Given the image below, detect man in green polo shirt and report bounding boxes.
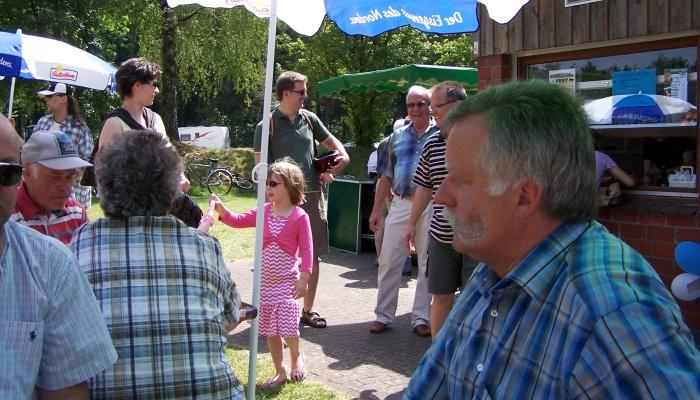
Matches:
[254,71,350,328]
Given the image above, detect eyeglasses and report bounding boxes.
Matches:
[290,89,307,96]
[0,162,23,187]
[267,180,282,188]
[406,101,428,109]
[430,99,459,113]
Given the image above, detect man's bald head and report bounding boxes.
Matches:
[0,115,23,228]
[0,115,23,154]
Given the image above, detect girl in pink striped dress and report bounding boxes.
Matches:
[211,159,313,389]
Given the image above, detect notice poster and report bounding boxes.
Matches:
[549,68,576,96]
[664,68,688,102]
[612,68,656,95]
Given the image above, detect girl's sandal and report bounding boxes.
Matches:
[301,310,327,328]
[260,375,287,390]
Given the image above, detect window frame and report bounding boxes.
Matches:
[518,37,699,197]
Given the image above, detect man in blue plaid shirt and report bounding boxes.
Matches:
[405,80,700,399]
[34,82,94,208]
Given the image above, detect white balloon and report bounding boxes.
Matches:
[671,273,700,302]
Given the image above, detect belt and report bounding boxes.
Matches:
[391,190,413,200]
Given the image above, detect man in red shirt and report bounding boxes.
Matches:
[10,130,91,244]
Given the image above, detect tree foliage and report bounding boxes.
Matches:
[2,2,475,147]
[277,22,475,146]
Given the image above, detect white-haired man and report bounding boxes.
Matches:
[368,85,437,337]
[11,130,91,244]
[404,81,478,339]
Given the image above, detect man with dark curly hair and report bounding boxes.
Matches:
[70,130,245,399]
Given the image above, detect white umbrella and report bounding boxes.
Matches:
[584,93,696,125]
[0,29,117,117]
[167,1,531,398]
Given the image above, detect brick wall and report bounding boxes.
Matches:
[597,208,700,333]
[477,54,512,91]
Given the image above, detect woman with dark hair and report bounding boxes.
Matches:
[33,82,94,208]
[94,57,200,226]
[98,57,166,147]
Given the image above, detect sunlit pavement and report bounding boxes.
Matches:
[227,249,431,400]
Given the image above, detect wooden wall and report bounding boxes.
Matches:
[477,0,700,57]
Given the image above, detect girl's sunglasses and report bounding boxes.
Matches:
[266,180,282,188]
[0,162,23,187]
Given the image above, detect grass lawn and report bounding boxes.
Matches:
[226,346,346,399]
[87,187,258,261]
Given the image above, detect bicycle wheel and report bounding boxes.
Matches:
[234,174,253,190]
[206,168,233,196]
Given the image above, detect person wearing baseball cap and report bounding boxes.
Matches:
[33,82,95,209]
[9,130,91,244]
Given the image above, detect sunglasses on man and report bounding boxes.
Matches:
[0,162,23,187]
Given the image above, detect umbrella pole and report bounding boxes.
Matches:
[7,77,16,118]
[247,0,277,398]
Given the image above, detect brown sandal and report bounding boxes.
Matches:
[300,309,327,328]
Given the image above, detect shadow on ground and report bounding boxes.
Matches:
[226,249,430,399]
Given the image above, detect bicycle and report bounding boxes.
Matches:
[231,171,253,190]
[184,157,234,196]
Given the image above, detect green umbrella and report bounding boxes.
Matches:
[319,64,477,96]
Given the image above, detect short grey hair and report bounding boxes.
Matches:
[444,80,597,222]
[431,81,467,103]
[406,85,431,101]
[96,130,182,218]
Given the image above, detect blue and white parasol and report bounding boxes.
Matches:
[0,29,117,117]
[584,93,696,125]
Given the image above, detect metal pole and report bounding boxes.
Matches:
[247,0,277,398]
[8,77,16,118]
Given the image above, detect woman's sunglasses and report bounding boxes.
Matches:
[266,180,282,188]
[0,162,23,187]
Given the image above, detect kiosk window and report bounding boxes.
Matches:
[522,41,698,195]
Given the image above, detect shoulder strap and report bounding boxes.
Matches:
[300,110,318,157]
[299,109,315,136]
[143,107,156,130]
[269,112,275,138]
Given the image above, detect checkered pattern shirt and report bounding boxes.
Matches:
[70,216,244,399]
[0,221,117,398]
[405,221,700,399]
[413,132,452,243]
[377,121,438,197]
[33,114,94,207]
[10,182,88,245]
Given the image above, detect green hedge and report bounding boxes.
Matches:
[176,143,375,181]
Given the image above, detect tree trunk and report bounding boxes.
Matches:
[160,7,179,142]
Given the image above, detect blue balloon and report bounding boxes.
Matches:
[675,241,700,275]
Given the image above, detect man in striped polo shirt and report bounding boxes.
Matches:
[11,130,91,245]
[404,81,478,339]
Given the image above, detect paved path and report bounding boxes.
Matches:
[227,250,431,400]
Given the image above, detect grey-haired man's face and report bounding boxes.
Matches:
[23,164,80,212]
[430,88,461,130]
